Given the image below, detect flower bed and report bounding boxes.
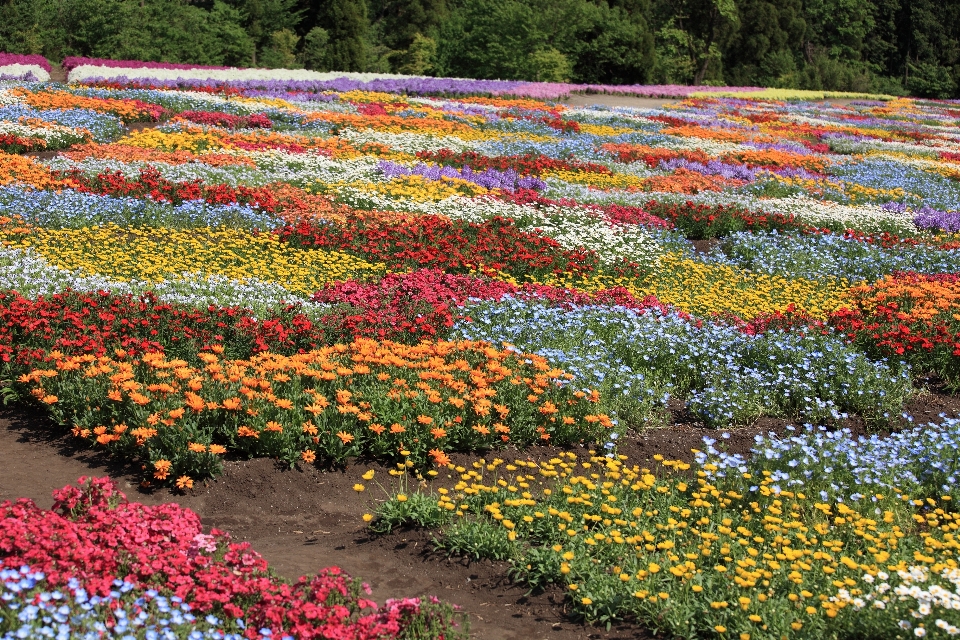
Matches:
[1,67,960,639]
[0,476,467,639]
[0,52,51,82]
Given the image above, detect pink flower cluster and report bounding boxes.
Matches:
[312,268,671,341]
[0,52,51,72]
[0,476,465,639]
[62,57,230,72]
[175,110,273,129]
[0,52,51,73]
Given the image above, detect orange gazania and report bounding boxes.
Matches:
[429,449,451,466]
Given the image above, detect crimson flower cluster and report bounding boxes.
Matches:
[57,167,281,211]
[0,133,47,153]
[312,269,671,342]
[174,110,273,129]
[277,214,602,278]
[0,290,325,369]
[0,476,465,639]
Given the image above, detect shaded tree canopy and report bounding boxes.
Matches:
[1,0,958,96]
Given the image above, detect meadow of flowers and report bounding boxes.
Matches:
[2,56,960,638]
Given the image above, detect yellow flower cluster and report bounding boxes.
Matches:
[325,174,492,201]
[2,223,387,294]
[542,169,646,190]
[120,128,228,153]
[380,450,959,638]
[526,254,850,319]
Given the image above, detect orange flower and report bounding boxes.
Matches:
[237,426,259,438]
[153,459,172,480]
[184,392,206,412]
[274,398,293,410]
[539,401,559,415]
[128,392,151,406]
[417,415,434,425]
[430,449,451,466]
[430,427,447,439]
[305,402,328,414]
[494,423,510,434]
[264,421,284,432]
[41,394,58,404]
[301,450,316,463]
[302,422,319,435]
[188,442,207,453]
[389,423,406,434]
[337,431,355,444]
[168,407,185,420]
[472,425,491,436]
[369,423,386,435]
[221,397,242,410]
[209,444,227,455]
[175,476,194,490]
[130,427,157,445]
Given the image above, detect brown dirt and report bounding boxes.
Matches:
[49,66,67,83]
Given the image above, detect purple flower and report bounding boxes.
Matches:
[378,160,546,192]
[913,207,960,233]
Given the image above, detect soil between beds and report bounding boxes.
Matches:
[2,386,959,639]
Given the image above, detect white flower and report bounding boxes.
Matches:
[0,63,50,82]
[915,627,926,637]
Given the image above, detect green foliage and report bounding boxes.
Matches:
[907,61,958,99]
[260,28,302,69]
[528,48,572,83]
[1,0,959,96]
[300,27,330,71]
[395,33,437,76]
[314,0,370,72]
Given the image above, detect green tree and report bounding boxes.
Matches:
[260,28,302,68]
[301,26,330,70]
[528,47,573,82]
[224,0,300,66]
[369,0,449,57]
[396,32,438,75]
[567,4,655,84]
[314,0,371,72]
[723,0,804,87]
[437,0,543,80]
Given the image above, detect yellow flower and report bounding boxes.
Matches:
[353,484,365,492]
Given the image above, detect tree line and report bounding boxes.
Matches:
[1,0,958,98]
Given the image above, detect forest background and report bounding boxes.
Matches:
[0,0,957,98]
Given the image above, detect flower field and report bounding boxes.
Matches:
[2,57,960,638]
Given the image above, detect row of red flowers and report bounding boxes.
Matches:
[1,476,467,639]
[0,271,671,371]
